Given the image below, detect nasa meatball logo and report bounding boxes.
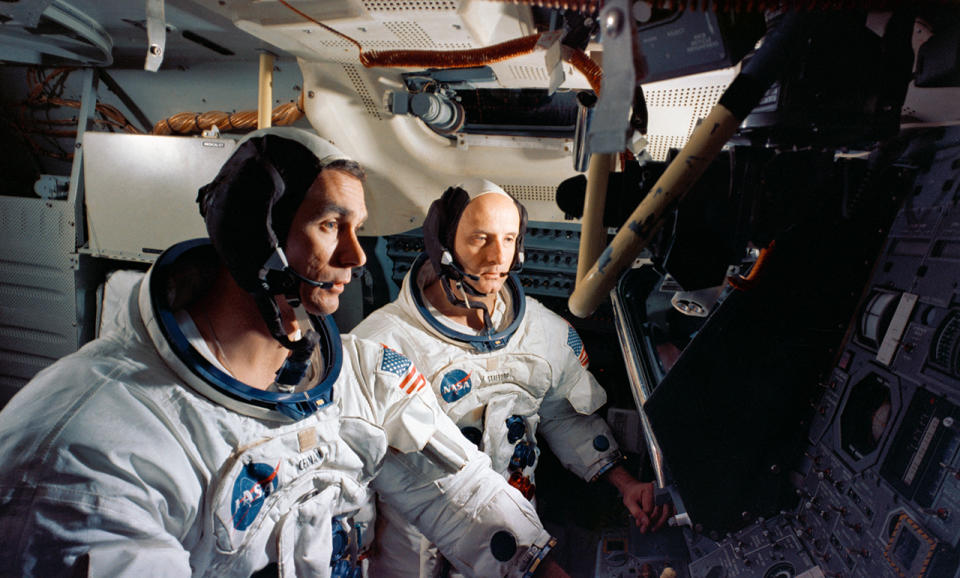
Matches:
[440,369,473,403]
[231,462,280,531]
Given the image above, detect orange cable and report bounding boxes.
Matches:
[727,241,776,291]
[275,0,604,94]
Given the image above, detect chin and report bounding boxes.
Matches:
[316,296,339,316]
[489,277,509,290]
[302,288,339,316]
[476,282,505,295]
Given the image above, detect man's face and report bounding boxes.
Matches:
[284,169,367,316]
[452,193,520,296]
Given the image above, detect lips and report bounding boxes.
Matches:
[307,276,351,292]
[327,279,350,292]
[480,270,506,279]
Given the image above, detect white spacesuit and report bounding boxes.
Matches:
[0,241,553,577]
[0,129,555,577]
[352,252,624,576]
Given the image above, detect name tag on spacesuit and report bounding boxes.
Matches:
[482,371,511,384]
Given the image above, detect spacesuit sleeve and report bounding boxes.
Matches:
[0,365,197,576]
[0,494,193,576]
[363,342,556,577]
[537,321,625,482]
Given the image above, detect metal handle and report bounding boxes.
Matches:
[577,153,614,283]
[568,103,740,318]
[258,51,275,129]
[610,288,666,489]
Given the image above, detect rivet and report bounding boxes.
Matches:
[604,9,623,38]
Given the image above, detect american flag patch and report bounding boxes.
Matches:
[380,346,427,394]
[566,325,589,367]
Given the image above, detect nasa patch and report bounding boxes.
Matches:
[440,369,473,403]
[231,461,280,531]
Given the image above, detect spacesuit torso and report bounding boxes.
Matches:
[0,242,552,578]
[351,255,623,577]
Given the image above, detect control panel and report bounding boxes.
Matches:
[681,127,960,577]
[595,525,691,578]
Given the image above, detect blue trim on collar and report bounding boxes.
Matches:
[150,239,341,420]
[409,253,525,353]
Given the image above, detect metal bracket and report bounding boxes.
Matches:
[68,68,96,250]
[537,30,566,96]
[145,0,166,72]
[587,0,638,155]
[34,175,71,200]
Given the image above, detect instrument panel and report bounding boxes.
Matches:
[679,127,960,578]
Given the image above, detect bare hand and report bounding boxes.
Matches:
[619,479,671,533]
[604,465,672,533]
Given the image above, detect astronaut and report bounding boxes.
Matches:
[0,129,563,577]
[351,179,670,576]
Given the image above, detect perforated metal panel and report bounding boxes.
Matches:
[233,0,479,62]
[643,67,737,161]
[505,64,550,83]
[362,0,458,11]
[340,63,385,120]
[503,184,556,204]
[0,196,78,402]
[382,20,469,48]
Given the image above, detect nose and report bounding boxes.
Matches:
[483,238,511,266]
[498,240,513,265]
[336,227,366,269]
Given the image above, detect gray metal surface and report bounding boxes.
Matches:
[83,132,237,262]
[0,196,78,404]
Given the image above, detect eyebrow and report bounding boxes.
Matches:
[466,228,517,236]
[316,203,367,223]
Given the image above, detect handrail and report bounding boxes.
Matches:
[610,288,667,489]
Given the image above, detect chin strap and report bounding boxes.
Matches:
[253,245,365,392]
[437,248,513,335]
[439,276,496,336]
[251,289,321,392]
